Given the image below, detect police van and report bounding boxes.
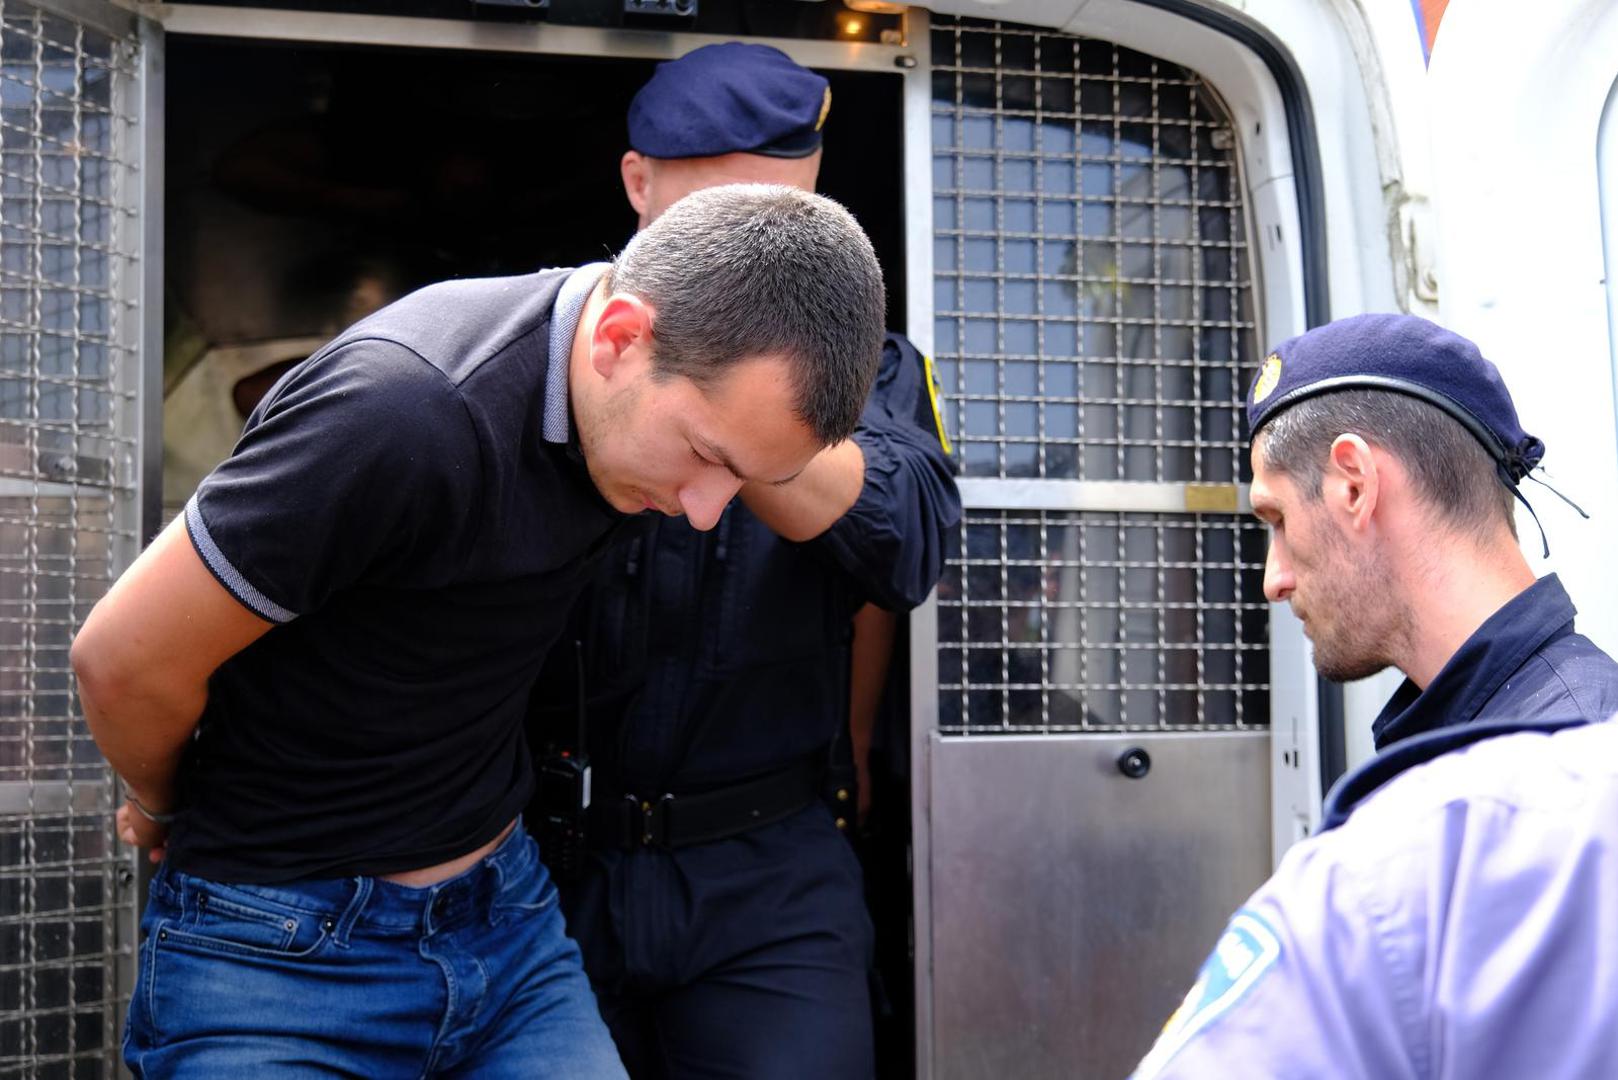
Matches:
[4,0,1616,1075]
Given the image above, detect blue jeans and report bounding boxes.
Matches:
[124,823,628,1078]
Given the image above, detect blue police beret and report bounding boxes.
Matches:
[1247,313,1543,482]
[627,43,831,160]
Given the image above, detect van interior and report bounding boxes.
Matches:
[164,32,916,1075]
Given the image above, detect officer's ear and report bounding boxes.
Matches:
[1325,434,1379,534]
[590,294,655,380]
[621,152,653,222]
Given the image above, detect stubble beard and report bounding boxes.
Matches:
[1313,638,1393,684]
[577,379,641,512]
[1308,537,1409,684]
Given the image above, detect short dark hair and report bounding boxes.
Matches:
[606,183,885,446]
[1257,389,1517,539]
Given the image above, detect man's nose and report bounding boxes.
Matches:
[1263,540,1294,603]
[678,472,745,532]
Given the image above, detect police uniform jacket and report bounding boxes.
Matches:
[1131,574,1618,1078]
[548,332,960,796]
[532,331,957,999]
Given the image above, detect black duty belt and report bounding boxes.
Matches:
[589,754,823,851]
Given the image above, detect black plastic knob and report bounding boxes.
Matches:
[1117,747,1152,779]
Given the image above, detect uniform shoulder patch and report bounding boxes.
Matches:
[920,351,953,455]
[1129,909,1282,1080]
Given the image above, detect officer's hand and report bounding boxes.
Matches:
[116,800,168,864]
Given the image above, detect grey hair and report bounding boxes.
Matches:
[1257,389,1517,540]
[605,183,885,445]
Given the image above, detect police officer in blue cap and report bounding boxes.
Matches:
[619,41,833,227]
[1132,314,1618,1078]
[527,43,960,1078]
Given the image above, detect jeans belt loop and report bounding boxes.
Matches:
[332,876,371,949]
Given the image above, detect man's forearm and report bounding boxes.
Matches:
[69,513,274,858]
[848,603,896,822]
[77,669,206,810]
[740,438,865,542]
[70,514,273,812]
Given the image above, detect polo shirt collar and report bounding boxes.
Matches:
[543,261,611,445]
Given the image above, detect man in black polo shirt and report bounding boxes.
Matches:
[70,184,887,1077]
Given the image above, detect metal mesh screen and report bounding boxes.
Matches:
[930,16,1269,735]
[930,17,1255,482]
[0,3,140,1075]
[937,509,1267,733]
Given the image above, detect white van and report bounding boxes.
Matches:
[3,1,1614,1075]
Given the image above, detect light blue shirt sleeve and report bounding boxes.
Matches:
[1130,829,1423,1080]
[1131,722,1618,1080]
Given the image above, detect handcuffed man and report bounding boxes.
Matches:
[72,183,887,1077]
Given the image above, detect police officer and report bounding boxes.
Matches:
[528,44,960,1078]
[1131,314,1618,1078]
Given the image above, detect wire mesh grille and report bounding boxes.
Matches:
[930,16,1257,483]
[938,509,1268,733]
[930,16,1269,735]
[0,2,140,1075]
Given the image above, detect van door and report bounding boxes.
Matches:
[908,11,1313,1077]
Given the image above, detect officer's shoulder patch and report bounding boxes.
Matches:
[1128,909,1282,1080]
[920,351,953,456]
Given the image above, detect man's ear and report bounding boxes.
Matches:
[1325,433,1379,532]
[621,151,652,221]
[590,294,655,380]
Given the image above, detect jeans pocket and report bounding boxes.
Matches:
[160,879,332,960]
[125,924,162,1063]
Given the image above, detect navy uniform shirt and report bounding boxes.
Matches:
[1322,573,1618,829]
[547,333,960,795]
[171,265,623,883]
[1133,720,1618,1080]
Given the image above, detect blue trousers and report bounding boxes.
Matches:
[124,824,627,1078]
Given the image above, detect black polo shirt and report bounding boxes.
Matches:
[168,266,621,883]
